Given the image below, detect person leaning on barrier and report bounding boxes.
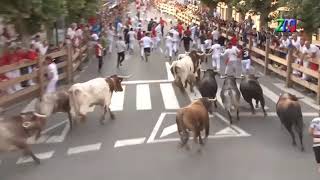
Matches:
[45,56,58,94]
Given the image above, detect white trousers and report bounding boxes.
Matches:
[165,44,173,57]
[212,55,221,70]
[225,61,238,75]
[108,40,113,53]
[302,60,310,80]
[241,59,251,74]
[46,79,58,94]
[129,40,134,50]
[200,44,205,53]
[172,41,178,53]
[140,45,144,57]
[5,70,23,93]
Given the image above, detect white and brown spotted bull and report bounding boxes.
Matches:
[35,88,73,129]
[176,97,215,149]
[170,50,205,92]
[220,75,241,124]
[276,93,304,151]
[68,74,131,125]
[239,74,267,116]
[0,112,47,164]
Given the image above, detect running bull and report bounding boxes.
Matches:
[170,50,205,92]
[220,75,241,124]
[198,69,219,108]
[239,74,267,116]
[276,93,304,151]
[0,112,47,164]
[176,97,215,148]
[68,74,131,125]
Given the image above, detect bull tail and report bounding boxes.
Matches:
[176,110,185,134]
[204,116,209,138]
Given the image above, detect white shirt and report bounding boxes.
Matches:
[141,36,153,48]
[212,30,219,41]
[67,28,76,39]
[48,63,58,81]
[280,38,291,49]
[291,38,300,49]
[211,44,222,57]
[115,40,126,53]
[169,29,179,42]
[165,35,173,47]
[310,117,320,147]
[32,41,47,55]
[303,44,320,58]
[127,31,136,41]
[91,33,99,41]
[107,29,115,41]
[204,39,212,49]
[222,46,240,61]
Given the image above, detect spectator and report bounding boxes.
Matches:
[45,56,58,94]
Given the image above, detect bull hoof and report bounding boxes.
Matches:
[100,119,106,125]
[110,113,115,120]
[263,112,267,117]
[301,146,305,152]
[251,111,256,115]
[33,158,40,164]
[255,104,259,108]
[292,141,297,146]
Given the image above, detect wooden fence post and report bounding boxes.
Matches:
[317,70,320,105]
[286,47,293,88]
[249,35,253,51]
[264,39,270,75]
[37,55,45,96]
[66,43,73,84]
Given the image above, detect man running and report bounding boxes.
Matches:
[115,36,126,68]
[140,32,153,62]
[127,28,137,54]
[240,46,251,76]
[309,117,320,174]
[209,41,222,72]
[221,43,241,76]
[165,33,173,61]
[181,34,193,53]
[169,27,180,56]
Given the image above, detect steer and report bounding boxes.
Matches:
[35,88,73,129]
[276,93,304,151]
[220,75,241,124]
[198,69,219,108]
[176,97,215,148]
[239,74,267,116]
[170,50,205,92]
[68,74,131,125]
[0,112,47,164]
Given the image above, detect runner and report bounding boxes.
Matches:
[180,34,193,53]
[169,27,180,56]
[115,36,126,68]
[240,46,251,76]
[140,32,153,62]
[127,28,137,54]
[165,32,173,61]
[309,117,320,173]
[221,43,241,76]
[159,17,167,37]
[209,41,222,72]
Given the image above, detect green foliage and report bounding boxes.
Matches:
[66,0,99,23]
[231,0,250,17]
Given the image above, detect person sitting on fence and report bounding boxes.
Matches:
[45,56,58,94]
[302,41,320,83]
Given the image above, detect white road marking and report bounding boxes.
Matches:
[260,84,279,104]
[147,112,251,144]
[16,151,54,164]
[239,112,318,117]
[186,87,202,102]
[147,112,166,143]
[215,127,238,136]
[41,120,67,135]
[67,143,102,155]
[114,137,146,148]
[21,98,37,113]
[110,85,126,111]
[160,124,177,138]
[165,62,174,81]
[46,123,70,143]
[160,47,163,53]
[122,79,173,85]
[274,83,320,110]
[136,84,152,110]
[160,83,180,109]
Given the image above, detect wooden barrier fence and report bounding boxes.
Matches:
[0,42,88,107]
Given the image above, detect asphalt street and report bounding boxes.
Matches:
[0,3,320,180]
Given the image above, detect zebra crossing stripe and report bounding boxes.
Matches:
[160,83,180,109]
[110,85,126,111]
[136,84,152,110]
[67,143,102,155]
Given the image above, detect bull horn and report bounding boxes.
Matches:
[118,74,132,79]
[196,52,205,56]
[208,97,217,102]
[220,75,227,79]
[297,97,304,99]
[33,112,47,118]
[200,68,206,72]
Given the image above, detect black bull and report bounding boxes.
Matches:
[220,76,241,124]
[239,74,267,116]
[198,69,219,108]
[276,93,304,151]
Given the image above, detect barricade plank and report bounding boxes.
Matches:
[0,61,37,74]
[252,47,266,56]
[0,85,39,106]
[251,56,265,67]
[292,63,318,78]
[268,64,286,77]
[0,72,37,89]
[291,75,318,92]
[268,54,286,65]
[72,51,80,62]
[47,49,67,59]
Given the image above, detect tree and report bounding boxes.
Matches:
[200,0,221,8]
[231,0,250,21]
[244,0,278,28]
[65,0,99,24]
[0,0,66,43]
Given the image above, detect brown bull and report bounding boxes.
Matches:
[276,93,304,151]
[176,98,214,148]
[0,112,47,164]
